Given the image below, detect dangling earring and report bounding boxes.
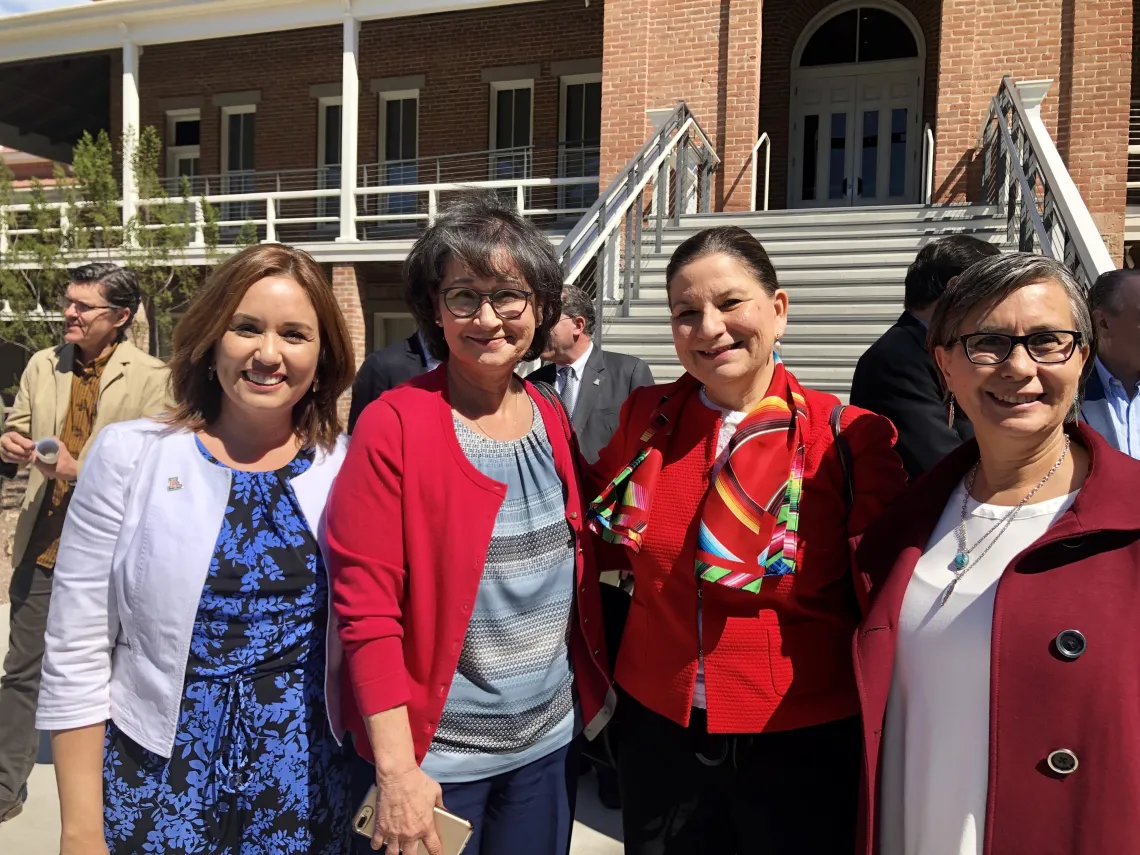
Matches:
[1072,393,1081,423]
[207,364,216,381]
[312,378,320,394]
[947,393,956,428]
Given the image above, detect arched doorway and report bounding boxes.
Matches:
[788,1,925,207]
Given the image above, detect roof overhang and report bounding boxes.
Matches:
[0,0,549,65]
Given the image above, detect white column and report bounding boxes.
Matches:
[121,40,140,231]
[337,15,360,242]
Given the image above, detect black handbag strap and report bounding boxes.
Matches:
[531,379,573,444]
[830,404,855,519]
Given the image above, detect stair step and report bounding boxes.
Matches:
[633,265,911,286]
[636,251,920,270]
[641,231,1008,253]
[626,302,900,319]
[633,283,905,302]
[601,319,894,339]
[674,204,1000,228]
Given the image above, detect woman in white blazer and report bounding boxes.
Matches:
[36,244,358,855]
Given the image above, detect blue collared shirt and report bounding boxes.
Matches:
[1082,357,1140,458]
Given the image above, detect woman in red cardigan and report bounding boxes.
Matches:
[327,194,612,855]
[588,226,906,854]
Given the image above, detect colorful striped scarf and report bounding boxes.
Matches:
[588,356,808,594]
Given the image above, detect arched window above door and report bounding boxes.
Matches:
[799,6,919,67]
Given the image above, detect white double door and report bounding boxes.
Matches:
[790,68,922,207]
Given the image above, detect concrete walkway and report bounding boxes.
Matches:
[0,607,623,854]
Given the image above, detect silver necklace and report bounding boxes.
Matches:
[940,435,1070,606]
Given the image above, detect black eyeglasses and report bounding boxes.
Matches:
[957,330,1083,365]
[441,287,532,320]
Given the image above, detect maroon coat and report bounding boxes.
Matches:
[853,423,1140,855]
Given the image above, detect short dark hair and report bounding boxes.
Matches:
[163,244,356,452]
[665,226,778,303]
[560,285,596,337]
[69,262,141,339]
[1089,268,1140,315]
[403,192,563,363]
[904,235,1002,311]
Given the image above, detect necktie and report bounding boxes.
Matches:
[558,365,579,416]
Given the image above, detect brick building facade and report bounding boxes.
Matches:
[0,0,1137,372]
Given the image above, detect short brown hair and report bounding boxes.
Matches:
[164,244,355,451]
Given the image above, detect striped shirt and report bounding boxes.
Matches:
[420,399,577,783]
[27,345,114,568]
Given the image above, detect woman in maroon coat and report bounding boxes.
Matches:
[854,252,1140,855]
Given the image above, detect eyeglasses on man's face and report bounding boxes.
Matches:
[59,295,114,315]
[957,330,1083,365]
[441,287,532,320]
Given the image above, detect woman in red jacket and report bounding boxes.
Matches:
[854,253,1140,855]
[327,193,612,855]
[588,226,906,854]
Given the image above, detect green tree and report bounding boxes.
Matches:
[0,127,225,359]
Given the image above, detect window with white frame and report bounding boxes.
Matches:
[165,109,201,194]
[318,96,342,221]
[489,80,533,184]
[558,74,601,211]
[379,90,419,216]
[221,104,256,221]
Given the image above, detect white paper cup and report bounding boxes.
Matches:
[35,438,60,465]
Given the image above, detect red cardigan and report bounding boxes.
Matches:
[854,424,1140,855]
[588,378,906,733]
[327,367,614,764]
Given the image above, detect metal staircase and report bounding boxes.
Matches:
[557,79,1116,400]
[602,204,1010,394]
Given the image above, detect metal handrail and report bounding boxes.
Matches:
[921,124,934,205]
[750,133,771,211]
[980,77,1114,286]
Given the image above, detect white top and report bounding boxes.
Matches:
[35,419,349,757]
[692,387,747,709]
[880,478,1078,855]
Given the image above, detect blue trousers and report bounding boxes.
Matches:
[349,741,578,855]
[440,742,578,855]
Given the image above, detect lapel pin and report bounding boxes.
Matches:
[167,477,183,492]
[593,378,601,385]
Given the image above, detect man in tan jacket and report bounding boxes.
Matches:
[0,263,168,822]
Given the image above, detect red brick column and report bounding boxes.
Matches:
[1061,0,1132,261]
[601,0,764,210]
[934,0,1132,257]
[331,263,366,428]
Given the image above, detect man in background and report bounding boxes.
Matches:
[1082,268,1140,457]
[347,329,437,433]
[531,285,654,463]
[0,263,169,822]
[850,235,1001,479]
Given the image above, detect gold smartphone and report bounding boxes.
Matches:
[353,785,474,855]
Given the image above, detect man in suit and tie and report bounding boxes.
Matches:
[347,329,438,433]
[0,263,169,822]
[850,234,1001,479]
[531,286,655,464]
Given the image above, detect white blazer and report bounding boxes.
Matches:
[36,418,349,758]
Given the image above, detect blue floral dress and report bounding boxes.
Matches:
[102,441,354,854]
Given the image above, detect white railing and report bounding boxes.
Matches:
[556,102,720,345]
[921,123,934,205]
[980,77,1115,287]
[750,133,771,212]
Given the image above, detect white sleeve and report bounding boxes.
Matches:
[36,426,130,732]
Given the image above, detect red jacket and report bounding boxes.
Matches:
[327,368,614,764]
[588,378,906,733]
[853,423,1140,855]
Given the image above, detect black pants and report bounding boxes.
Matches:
[0,561,53,805]
[617,694,861,855]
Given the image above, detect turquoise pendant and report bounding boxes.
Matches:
[954,552,970,570]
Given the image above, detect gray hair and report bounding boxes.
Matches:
[70,261,141,341]
[927,253,1097,417]
[560,285,596,337]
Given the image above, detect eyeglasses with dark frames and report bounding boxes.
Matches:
[441,287,533,320]
[957,330,1083,365]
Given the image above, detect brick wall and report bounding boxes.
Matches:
[330,263,366,425]
[133,0,602,179]
[935,0,1133,258]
